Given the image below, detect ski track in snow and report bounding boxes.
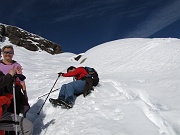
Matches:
[101,79,178,135]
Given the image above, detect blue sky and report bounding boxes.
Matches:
[1,0,180,54]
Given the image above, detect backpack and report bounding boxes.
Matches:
[84,67,99,86]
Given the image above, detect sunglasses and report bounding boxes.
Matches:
[3,51,14,55]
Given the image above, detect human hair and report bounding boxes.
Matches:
[67,66,76,72]
[2,45,14,53]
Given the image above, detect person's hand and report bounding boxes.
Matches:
[16,66,22,74]
[58,72,64,77]
[8,68,16,76]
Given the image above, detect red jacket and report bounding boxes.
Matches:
[63,67,88,80]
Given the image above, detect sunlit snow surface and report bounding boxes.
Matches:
[1,38,180,135]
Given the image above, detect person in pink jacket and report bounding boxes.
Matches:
[0,48,33,135]
[0,45,29,118]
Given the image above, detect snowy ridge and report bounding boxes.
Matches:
[1,38,180,135]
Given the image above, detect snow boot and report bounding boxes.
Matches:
[64,100,73,108]
[49,98,63,107]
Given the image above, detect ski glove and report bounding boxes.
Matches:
[58,72,64,77]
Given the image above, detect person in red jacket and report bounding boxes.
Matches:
[49,66,89,108]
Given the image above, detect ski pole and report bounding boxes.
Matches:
[11,74,26,134]
[37,76,60,115]
[38,88,60,99]
[13,79,18,135]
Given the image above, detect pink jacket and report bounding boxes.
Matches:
[0,60,24,82]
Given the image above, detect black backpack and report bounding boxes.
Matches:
[84,67,99,86]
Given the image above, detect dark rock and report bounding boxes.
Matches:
[74,55,82,61]
[1,24,62,54]
[0,24,6,42]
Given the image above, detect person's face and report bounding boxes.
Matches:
[2,48,14,61]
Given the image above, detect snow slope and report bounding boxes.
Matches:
[1,38,180,135]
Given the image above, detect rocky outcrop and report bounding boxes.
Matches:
[74,55,82,61]
[1,24,62,54]
[0,24,5,42]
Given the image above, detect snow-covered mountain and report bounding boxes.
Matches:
[0,37,180,135]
